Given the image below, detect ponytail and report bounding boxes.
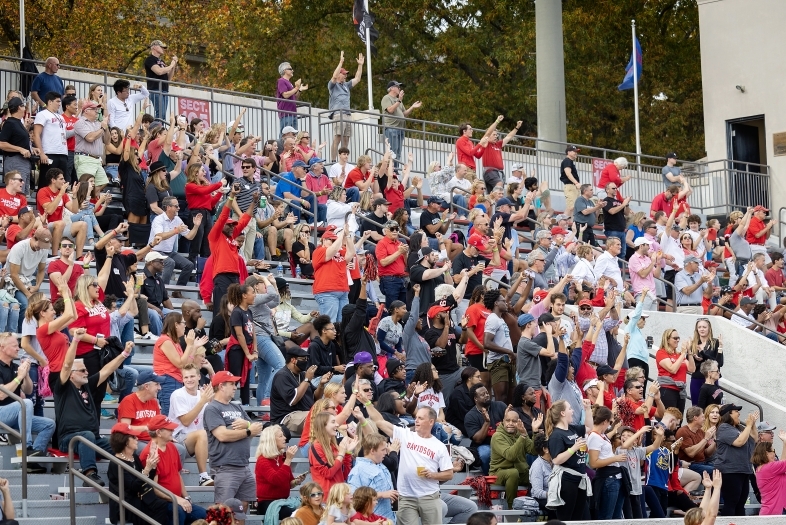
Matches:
[545,400,567,437]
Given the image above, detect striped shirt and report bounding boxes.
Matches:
[234,177,260,213]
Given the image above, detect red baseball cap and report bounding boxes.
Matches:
[146,415,178,432]
[578,299,593,307]
[550,227,569,236]
[467,233,489,252]
[322,226,338,241]
[532,290,549,304]
[211,370,241,386]
[753,205,769,212]
[427,305,451,318]
[111,423,145,437]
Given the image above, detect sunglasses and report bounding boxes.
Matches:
[61,243,74,248]
[670,336,680,341]
[72,368,88,373]
[362,388,372,392]
[579,306,592,311]
[88,282,99,288]
[310,492,323,498]
[242,166,254,170]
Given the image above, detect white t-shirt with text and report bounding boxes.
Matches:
[393,425,453,498]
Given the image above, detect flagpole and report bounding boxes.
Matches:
[364,0,373,110]
[632,19,641,179]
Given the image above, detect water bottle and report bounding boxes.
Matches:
[296,266,302,279]
[276,263,283,277]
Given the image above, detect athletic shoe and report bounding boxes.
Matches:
[82,470,105,487]
[199,476,214,487]
[100,409,115,420]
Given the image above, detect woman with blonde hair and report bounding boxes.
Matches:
[625,211,647,261]
[294,130,325,164]
[325,186,359,232]
[84,84,107,121]
[308,412,358,495]
[185,162,224,261]
[683,470,723,525]
[293,482,325,525]
[689,318,722,404]
[255,425,303,519]
[656,328,695,414]
[702,404,721,434]
[426,151,456,206]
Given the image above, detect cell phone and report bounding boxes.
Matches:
[233,183,241,192]
[94,333,104,350]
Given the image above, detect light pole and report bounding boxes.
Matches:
[19,0,25,56]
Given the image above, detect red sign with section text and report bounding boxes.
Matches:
[592,158,613,187]
[177,97,210,126]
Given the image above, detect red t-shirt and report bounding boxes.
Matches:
[650,193,674,218]
[766,267,785,288]
[118,393,160,427]
[47,259,84,302]
[64,114,78,151]
[674,197,690,217]
[36,186,71,222]
[598,164,622,190]
[480,141,503,170]
[140,441,181,494]
[350,513,386,523]
[36,323,70,373]
[746,216,767,246]
[0,189,27,218]
[312,246,349,294]
[621,397,656,431]
[4,224,30,250]
[384,183,404,214]
[344,167,369,189]
[575,341,598,389]
[375,237,406,277]
[655,348,688,390]
[70,299,111,356]
[464,302,490,356]
[723,225,734,258]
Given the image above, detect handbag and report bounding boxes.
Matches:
[256,322,288,356]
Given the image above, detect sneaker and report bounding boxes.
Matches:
[25,464,46,474]
[82,470,105,487]
[27,447,46,457]
[100,409,115,420]
[259,398,271,407]
[136,331,155,340]
[103,392,117,402]
[199,476,214,487]
[0,434,9,445]
[257,412,270,422]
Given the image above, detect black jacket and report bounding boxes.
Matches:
[445,383,474,435]
[378,378,406,396]
[341,297,378,366]
[307,336,339,377]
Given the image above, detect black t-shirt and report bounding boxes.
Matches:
[548,424,588,481]
[533,333,559,388]
[560,157,579,185]
[0,117,30,156]
[144,54,169,93]
[94,246,137,299]
[697,383,724,409]
[602,197,627,232]
[0,360,21,406]
[229,307,254,348]
[270,367,315,423]
[291,241,316,277]
[490,211,514,241]
[408,264,439,311]
[54,373,101,437]
[419,209,442,238]
[359,212,386,248]
[141,268,168,308]
[464,401,507,446]
[423,325,459,375]
[452,252,482,299]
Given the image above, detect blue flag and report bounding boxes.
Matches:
[618,37,642,91]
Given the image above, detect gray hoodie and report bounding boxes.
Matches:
[402,297,430,372]
[249,285,280,334]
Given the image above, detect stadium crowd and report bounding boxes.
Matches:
[0,45,784,525]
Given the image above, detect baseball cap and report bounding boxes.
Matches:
[740,297,757,306]
[383,220,400,230]
[111,423,145,437]
[339,68,349,75]
[467,233,489,252]
[578,299,593,307]
[321,226,338,241]
[6,97,24,111]
[291,160,308,169]
[565,145,580,153]
[532,290,549,304]
[387,81,403,89]
[428,304,451,318]
[308,157,325,166]
[146,415,178,432]
[144,251,167,263]
[224,216,238,226]
[583,379,599,392]
[150,40,168,48]
[555,214,571,221]
[684,256,702,264]
[373,197,391,207]
[496,197,513,207]
[511,163,525,172]
[415,247,433,264]
[223,499,247,521]
[753,205,769,212]
[280,126,296,135]
[666,152,678,159]
[517,313,535,327]
[757,421,777,432]
[719,403,743,416]
[211,370,241,386]
[550,226,569,236]
[17,206,31,216]
[634,237,651,247]
[352,351,374,366]
[286,347,309,358]
[596,365,619,377]
[82,101,99,110]
[136,369,166,386]
[427,195,442,205]
[33,228,52,248]
[386,358,405,376]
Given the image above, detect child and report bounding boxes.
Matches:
[350,486,387,525]
[643,428,677,518]
[618,424,664,519]
[320,483,352,525]
[71,179,106,244]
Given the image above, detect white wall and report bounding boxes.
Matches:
[698,0,786,218]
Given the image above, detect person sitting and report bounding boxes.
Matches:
[35,168,88,259]
[529,433,555,519]
[293,482,325,525]
[378,358,406,397]
[445,366,481,436]
[464,383,507,474]
[270,347,326,435]
[255,425,304,519]
[117,369,166,443]
[490,409,543,509]
[140,252,175,336]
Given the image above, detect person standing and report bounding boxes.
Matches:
[561,146,581,216]
[0,98,34,194]
[746,205,773,264]
[573,184,602,246]
[602,183,631,259]
[145,40,178,118]
[662,152,681,186]
[328,51,365,162]
[73,101,111,190]
[375,220,409,309]
[203,370,264,505]
[482,288,516,405]
[715,404,758,516]
[380,81,422,163]
[61,95,79,184]
[108,80,150,133]
[276,62,307,133]
[30,57,64,109]
[32,92,68,191]
[628,239,660,311]
[674,256,713,314]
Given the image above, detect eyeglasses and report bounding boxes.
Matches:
[324,327,336,331]
[310,492,323,498]
[88,282,99,288]
[609,186,617,190]
[579,306,592,311]
[61,243,74,248]
[362,388,372,392]
[72,368,88,373]
[10,178,22,182]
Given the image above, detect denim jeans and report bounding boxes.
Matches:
[150,91,169,119]
[117,366,139,403]
[378,276,407,310]
[0,398,55,452]
[689,461,716,478]
[346,187,360,203]
[13,290,28,333]
[452,193,469,213]
[148,308,174,336]
[314,291,349,322]
[441,493,478,524]
[161,251,196,286]
[59,431,113,471]
[598,476,624,519]
[253,233,266,260]
[604,230,627,259]
[384,128,404,164]
[158,375,182,418]
[169,501,207,525]
[279,115,298,135]
[476,444,491,475]
[256,334,286,402]
[27,363,44,417]
[105,164,119,182]
[0,302,20,333]
[70,210,100,239]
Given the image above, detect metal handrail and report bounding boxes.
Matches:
[0,384,27,517]
[68,435,179,525]
[364,147,405,168]
[256,167,319,247]
[449,186,472,217]
[711,302,783,341]
[779,207,786,244]
[353,211,410,243]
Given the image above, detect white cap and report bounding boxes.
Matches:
[144,252,168,263]
[583,378,599,392]
[634,237,651,247]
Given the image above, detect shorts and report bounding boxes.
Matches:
[74,154,109,187]
[564,184,579,211]
[213,465,256,503]
[488,358,515,385]
[331,113,352,137]
[260,226,286,246]
[467,353,487,372]
[48,220,78,239]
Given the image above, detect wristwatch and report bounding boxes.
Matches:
[246,428,251,437]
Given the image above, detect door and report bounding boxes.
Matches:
[728,120,767,209]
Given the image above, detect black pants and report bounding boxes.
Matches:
[720,472,750,516]
[555,476,590,522]
[227,346,250,405]
[82,348,107,414]
[213,272,240,316]
[38,154,69,190]
[97,212,122,234]
[668,489,698,512]
[348,277,362,304]
[189,207,213,260]
[256,500,294,518]
[623,494,643,519]
[628,357,650,389]
[659,387,686,415]
[578,225,597,246]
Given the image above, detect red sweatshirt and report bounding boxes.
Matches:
[309,441,353,496]
[255,454,294,502]
[207,204,251,277]
[199,255,249,304]
[456,136,483,170]
[185,181,224,210]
